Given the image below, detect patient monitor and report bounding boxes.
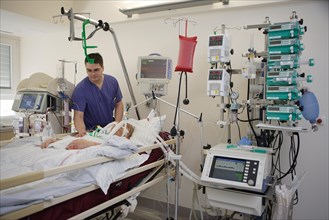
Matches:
[137,56,172,96]
[11,72,74,136]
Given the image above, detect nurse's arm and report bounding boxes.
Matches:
[74,110,87,137]
[114,100,124,122]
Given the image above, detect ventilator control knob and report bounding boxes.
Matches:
[247,179,254,186]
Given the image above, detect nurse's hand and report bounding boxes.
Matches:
[75,130,87,137]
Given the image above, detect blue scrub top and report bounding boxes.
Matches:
[71,74,122,130]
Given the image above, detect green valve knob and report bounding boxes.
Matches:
[309,58,315,66]
[227,144,237,149]
[307,75,313,83]
[297,113,302,120]
[250,149,267,154]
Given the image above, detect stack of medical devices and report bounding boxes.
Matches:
[206,32,231,97]
[203,25,274,217]
[265,12,314,124]
[198,12,322,220]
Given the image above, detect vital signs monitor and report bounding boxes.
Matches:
[137,56,172,96]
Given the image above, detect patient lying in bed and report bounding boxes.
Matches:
[0,121,154,217]
[41,123,134,149]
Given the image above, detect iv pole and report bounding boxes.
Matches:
[60,7,141,120]
[128,92,203,220]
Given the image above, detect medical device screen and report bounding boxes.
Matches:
[19,94,37,110]
[140,59,167,79]
[209,35,223,46]
[209,70,223,80]
[209,156,246,182]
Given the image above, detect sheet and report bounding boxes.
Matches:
[0,136,149,215]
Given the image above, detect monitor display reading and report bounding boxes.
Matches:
[209,35,223,47]
[19,94,37,110]
[209,156,246,182]
[140,59,167,79]
[209,70,223,80]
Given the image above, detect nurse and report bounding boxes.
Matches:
[71,53,124,137]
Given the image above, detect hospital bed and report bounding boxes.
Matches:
[0,116,174,220]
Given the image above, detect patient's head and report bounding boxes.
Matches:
[114,123,134,139]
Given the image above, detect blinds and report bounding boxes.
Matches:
[0,44,11,89]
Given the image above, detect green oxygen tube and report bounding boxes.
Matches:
[82,19,97,64]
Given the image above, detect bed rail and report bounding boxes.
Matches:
[1,159,166,220]
[70,175,166,220]
[0,138,175,219]
[0,138,175,191]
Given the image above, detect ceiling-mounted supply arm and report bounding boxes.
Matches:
[60,7,141,120]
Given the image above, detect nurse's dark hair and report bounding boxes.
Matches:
[85,53,103,66]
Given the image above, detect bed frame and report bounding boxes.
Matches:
[0,132,175,220]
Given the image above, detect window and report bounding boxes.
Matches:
[0,34,20,117]
[0,44,11,88]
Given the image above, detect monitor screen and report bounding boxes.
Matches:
[140,58,168,79]
[209,156,246,182]
[19,94,37,110]
[209,70,223,80]
[209,35,223,46]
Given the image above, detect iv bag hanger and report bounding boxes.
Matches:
[53,11,92,40]
[52,15,65,24]
[60,7,141,120]
[212,24,241,35]
[164,17,197,36]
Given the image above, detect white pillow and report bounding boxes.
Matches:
[129,115,166,146]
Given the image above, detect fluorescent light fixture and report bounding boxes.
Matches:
[119,0,224,18]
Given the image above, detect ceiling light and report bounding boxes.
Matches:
[119,0,224,18]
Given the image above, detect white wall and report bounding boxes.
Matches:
[18,1,328,219]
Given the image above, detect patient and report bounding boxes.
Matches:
[41,123,134,150]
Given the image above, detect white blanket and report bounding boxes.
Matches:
[0,136,149,215]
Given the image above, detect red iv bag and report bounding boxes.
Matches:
[175,35,197,73]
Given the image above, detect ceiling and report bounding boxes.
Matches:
[0,1,74,36]
[0,1,289,37]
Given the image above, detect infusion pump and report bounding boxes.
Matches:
[207,69,230,97]
[207,34,231,63]
[201,143,272,193]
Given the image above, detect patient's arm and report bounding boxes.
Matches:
[41,123,134,149]
[41,138,58,148]
[66,139,100,150]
